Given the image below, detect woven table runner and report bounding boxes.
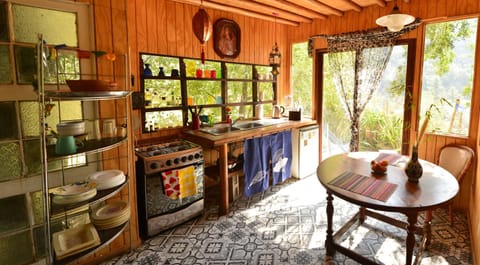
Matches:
[329,171,397,202]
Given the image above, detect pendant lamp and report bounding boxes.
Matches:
[192,1,212,64]
[268,13,281,76]
[376,0,415,32]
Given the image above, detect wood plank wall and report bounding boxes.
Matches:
[128,0,287,143]
[73,0,141,264]
[82,0,480,263]
[285,0,480,263]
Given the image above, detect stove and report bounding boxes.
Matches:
[135,139,205,239]
[135,139,203,174]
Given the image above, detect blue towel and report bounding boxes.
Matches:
[271,130,292,185]
[243,131,293,197]
[243,137,270,196]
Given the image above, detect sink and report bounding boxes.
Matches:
[233,122,265,130]
[199,126,241,135]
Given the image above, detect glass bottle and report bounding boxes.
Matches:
[144,64,153,76]
[158,67,165,77]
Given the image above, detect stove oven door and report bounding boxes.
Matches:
[145,162,204,218]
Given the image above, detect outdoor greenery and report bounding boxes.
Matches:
[291,42,312,116]
[140,54,275,130]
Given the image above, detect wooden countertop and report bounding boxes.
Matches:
[182,118,317,148]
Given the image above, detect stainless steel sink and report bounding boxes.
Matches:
[199,126,241,135]
[233,122,265,130]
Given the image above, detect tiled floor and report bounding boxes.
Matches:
[103,175,472,265]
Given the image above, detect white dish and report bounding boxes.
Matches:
[91,201,129,221]
[52,189,97,205]
[52,223,100,260]
[88,170,126,190]
[51,181,97,197]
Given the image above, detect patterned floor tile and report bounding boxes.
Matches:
[103,175,472,265]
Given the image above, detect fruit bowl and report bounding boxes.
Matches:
[66,80,117,92]
[371,160,388,175]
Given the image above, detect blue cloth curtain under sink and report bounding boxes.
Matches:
[243,130,292,197]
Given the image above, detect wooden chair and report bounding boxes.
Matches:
[427,144,474,226]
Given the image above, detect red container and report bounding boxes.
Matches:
[196,69,203,78]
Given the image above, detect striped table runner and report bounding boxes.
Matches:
[329,171,397,202]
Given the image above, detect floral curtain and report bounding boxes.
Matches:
[309,19,421,151]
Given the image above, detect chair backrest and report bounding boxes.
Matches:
[437,144,475,182]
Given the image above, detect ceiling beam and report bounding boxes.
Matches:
[370,0,387,7]
[207,0,313,23]
[284,0,343,16]
[170,0,300,26]
[318,0,362,12]
[251,0,327,19]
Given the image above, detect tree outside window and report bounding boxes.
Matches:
[420,18,478,137]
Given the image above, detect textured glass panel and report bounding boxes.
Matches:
[13,4,77,46]
[0,142,22,181]
[0,231,34,265]
[30,191,44,226]
[14,45,35,84]
[20,101,61,137]
[0,1,8,41]
[0,101,18,139]
[0,194,28,232]
[59,101,82,121]
[0,45,12,83]
[33,226,46,258]
[23,139,62,176]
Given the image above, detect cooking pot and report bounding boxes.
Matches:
[272,105,285,119]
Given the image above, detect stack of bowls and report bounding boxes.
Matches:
[57,120,85,136]
[90,201,130,230]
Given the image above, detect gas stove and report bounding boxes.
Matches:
[135,139,203,174]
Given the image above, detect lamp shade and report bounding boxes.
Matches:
[376,5,415,32]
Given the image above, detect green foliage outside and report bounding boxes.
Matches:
[141,54,274,129]
[291,42,312,115]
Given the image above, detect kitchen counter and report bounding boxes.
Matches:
[182,118,317,215]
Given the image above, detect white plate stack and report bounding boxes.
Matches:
[88,170,126,190]
[91,201,130,230]
[51,181,97,205]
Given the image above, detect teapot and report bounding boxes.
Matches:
[272,105,285,119]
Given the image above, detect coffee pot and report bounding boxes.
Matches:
[55,135,84,155]
[272,105,285,119]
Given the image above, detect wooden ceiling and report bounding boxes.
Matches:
[170,0,411,26]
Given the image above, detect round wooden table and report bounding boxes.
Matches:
[317,152,459,265]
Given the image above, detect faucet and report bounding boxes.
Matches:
[230,115,244,128]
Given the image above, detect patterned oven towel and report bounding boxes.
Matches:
[161,166,197,200]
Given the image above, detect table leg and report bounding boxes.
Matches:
[218,144,229,215]
[359,207,366,224]
[405,212,418,265]
[325,191,335,256]
[424,210,432,247]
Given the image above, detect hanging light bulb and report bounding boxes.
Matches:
[268,13,281,76]
[376,0,415,32]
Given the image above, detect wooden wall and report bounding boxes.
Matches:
[83,0,480,263]
[127,0,288,142]
[285,0,480,263]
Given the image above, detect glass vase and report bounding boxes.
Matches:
[404,145,423,183]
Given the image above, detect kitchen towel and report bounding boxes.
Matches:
[271,130,292,185]
[243,136,270,197]
[178,166,197,199]
[161,166,197,200]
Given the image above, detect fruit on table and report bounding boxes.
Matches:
[371,160,388,172]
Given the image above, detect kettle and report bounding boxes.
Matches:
[272,105,285,119]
